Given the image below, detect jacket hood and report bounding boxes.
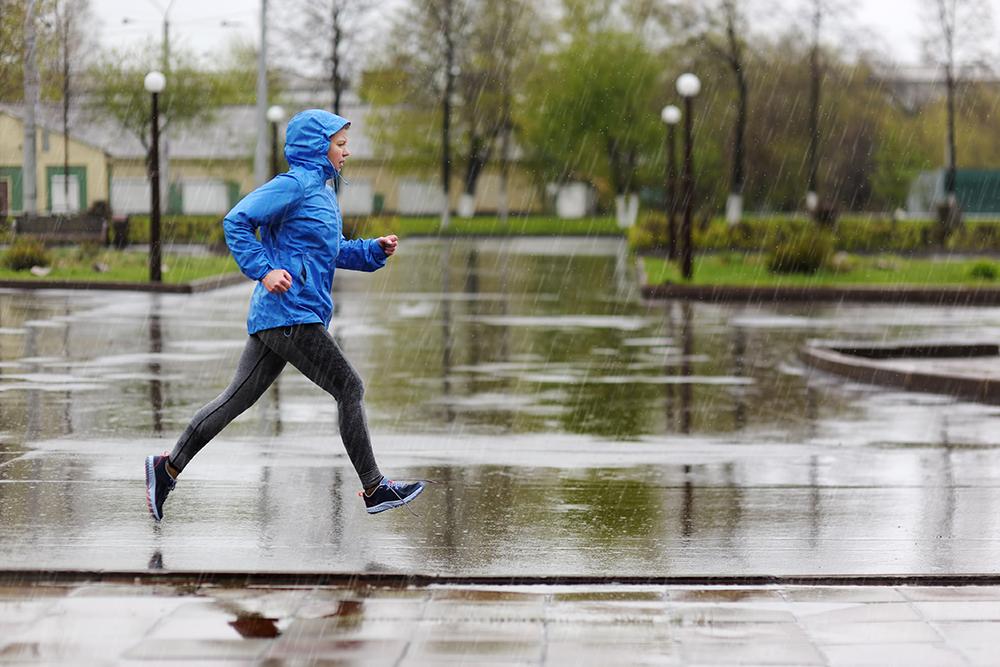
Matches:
[284,109,350,180]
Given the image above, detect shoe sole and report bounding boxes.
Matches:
[366,483,425,514]
[145,455,161,522]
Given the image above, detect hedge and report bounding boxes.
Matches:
[629,214,1000,254]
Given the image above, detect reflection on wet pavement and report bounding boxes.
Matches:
[1,238,1000,574]
[2,581,1000,665]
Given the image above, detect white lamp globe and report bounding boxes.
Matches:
[676,73,701,98]
[144,71,166,94]
[661,105,681,125]
[266,105,285,123]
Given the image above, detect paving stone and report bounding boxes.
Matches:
[819,642,967,667]
[144,600,249,641]
[929,620,1000,665]
[665,604,796,625]
[280,616,418,641]
[0,599,57,624]
[911,600,1000,621]
[795,601,921,625]
[681,640,824,665]
[900,586,1000,602]
[122,638,271,661]
[806,621,943,645]
[412,619,543,643]
[545,620,674,643]
[263,637,408,662]
[406,638,543,663]
[422,600,546,622]
[669,621,809,644]
[544,640,681,666]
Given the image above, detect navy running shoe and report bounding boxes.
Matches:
[145,452,176,522]
[361,476,425,514]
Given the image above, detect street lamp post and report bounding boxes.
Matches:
[145,71,166,283]
[266,105,285,178]
[661,105,681,261]
[676,73,701,281]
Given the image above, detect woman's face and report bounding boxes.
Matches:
[327,128,350,172]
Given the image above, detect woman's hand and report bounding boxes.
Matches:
[262,269,292,293]
[377,235,399,256]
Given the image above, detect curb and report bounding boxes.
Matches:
[0,272,248,294]
[3,570,1000,588]
[801,342,1000,403]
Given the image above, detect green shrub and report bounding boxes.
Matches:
[969,261,998,280]
[127,215,225,245]
[767,232,833,274]
[3,238,52,271]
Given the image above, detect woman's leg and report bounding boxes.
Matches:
[169,335,287,472]
[256,324,383,489]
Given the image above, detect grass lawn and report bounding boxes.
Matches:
[644,253,1000,287]
[0,248,238,284]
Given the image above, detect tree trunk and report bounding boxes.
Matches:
[61,1,71,211]
[498,121,510,224]
[331,4,342,115]
[727,66,746,226]
[23,0,39,215]
[440,0,454,229]
[614,194,639,228]
[806,13,821,214]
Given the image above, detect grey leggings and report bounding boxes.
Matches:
[168,323,383,488]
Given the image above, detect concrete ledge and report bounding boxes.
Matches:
[0,272,248,294]
[642,283,1000,305]
[801,342,1000,403]
[3,569,1000,588]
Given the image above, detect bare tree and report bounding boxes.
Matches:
[922,0,994,236]
[799,0,854,224]
[690,0,750,226]
[457,0,536,218]
[281,0,376,114]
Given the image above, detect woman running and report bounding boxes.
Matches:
[145,109,425,521]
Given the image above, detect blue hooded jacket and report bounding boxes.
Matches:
[223,109,387,335]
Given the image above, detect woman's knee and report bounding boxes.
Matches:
[341,372,365,403]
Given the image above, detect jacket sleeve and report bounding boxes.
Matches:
[336,236,388,272]
[223,174,303,281]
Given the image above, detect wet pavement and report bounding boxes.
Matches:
[2,238,1000,575]
[3,580,1000,665]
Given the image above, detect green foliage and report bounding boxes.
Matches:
[84,43,258,149]
[767,232,834,274]
[365,0,544,181]
[393,216,621,237]
[0,0,85,103]
[627,215,982,254]
[2,238,52,271]
[522,31,663,199]
[126,215,225,245]
[969,261,998,280]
